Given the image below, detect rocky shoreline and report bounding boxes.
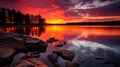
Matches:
[1,31,120,67]
[0,31,78,67]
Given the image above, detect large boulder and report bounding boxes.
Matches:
[53,50,75,61]
[15,58,48,67]
[24,38,48,53]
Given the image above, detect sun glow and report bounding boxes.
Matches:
[46,19,65,24]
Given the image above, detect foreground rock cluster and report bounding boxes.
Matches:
[0,31,48,67]
[47,50,80,67]
[0,31,78,67]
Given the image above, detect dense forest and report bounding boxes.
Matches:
[0,8,46,25]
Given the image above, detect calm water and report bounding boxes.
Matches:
[0,25,120,67]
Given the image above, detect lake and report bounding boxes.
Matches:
[0,25,120,67]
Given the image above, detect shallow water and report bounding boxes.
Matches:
[0,25,120,67]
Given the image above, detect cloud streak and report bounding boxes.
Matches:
[71,0,118,9]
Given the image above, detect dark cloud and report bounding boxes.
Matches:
[64,11,80,17]
[53,0,120,17]
[4,0,18,3]
[86,2,120,16]
[0,0,18,3]
[54,0,73,10]
[0,0,18,9]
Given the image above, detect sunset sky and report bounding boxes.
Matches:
[0,0,120,24]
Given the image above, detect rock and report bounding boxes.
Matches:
[0,46,16,66]
[2,65,10,67]
[93,55,105,60]
[47,53,58,64]
[0,31,48,53]
[25,38,40,44]
[93,55,112,64]
[24,39,48,52]
[113,62,120,67]
[26,52,33,58]
[22,52,40,59]
[10,53,26,67]
[78,58,84,63]
[33,51,40,54]
[54,63,61,67]
[15,58,48,67]
[104,60,112,64]
[0,47,16,59]
[46,37,59,43]
[0,31,47,66]
[56,45,64,47]
[14,37,24,42]
[56,41,66,47]
[32,54,40,58]
[53,50,75,61]
[66,62,80,67]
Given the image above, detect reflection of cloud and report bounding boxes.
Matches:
[68,40,120,54]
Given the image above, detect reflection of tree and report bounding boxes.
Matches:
[14,26,27,34]
[30,26,45,36]
[38,26,45,36]
[0,26,45,36]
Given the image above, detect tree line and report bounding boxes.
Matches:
[0,8,46,25]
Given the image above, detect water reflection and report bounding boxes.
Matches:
[0,26,45,36]
[0,25,120,44]
[0,25,120,67]
[40,26,120,40]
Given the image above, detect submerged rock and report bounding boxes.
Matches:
[93,55,105,60]
[46,37,59,43]
[93,55,113,65]
[104,60,112,64]
[53,50,75,61]
[15,58,48,67]
[56,41,66,47]
[66,62,80,67]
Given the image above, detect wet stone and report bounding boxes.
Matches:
[66,62,80,67]
[15,58,48,67]
[47,53,58,64]
[53,50,75,61]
